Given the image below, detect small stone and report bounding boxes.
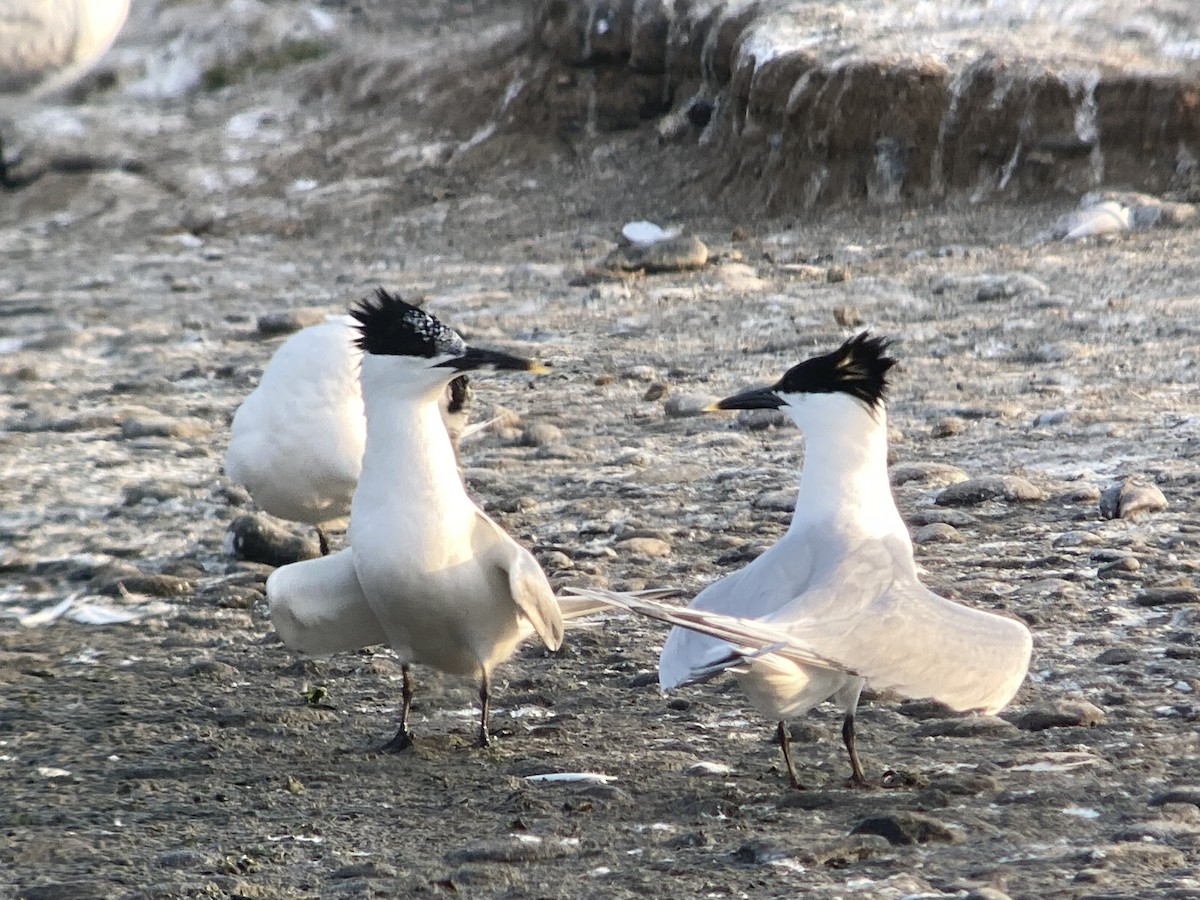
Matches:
[1005,699,1106,731]
[1097,556,1140,576]
[329,862,398,880]
[601,235,708,273]
[520,421,563,446]
[965,889,1013,900]
[1096,647,1135,665]
[121,416,212,440]
[1052,530,1102,548]
[156,850,208,869]
[1099,478,1168,519]
[731,840,786,864]
[913,716,1017,738]
[825,265,850,283]
[913,523,964,544]
[1032,409,1070,427]
[255,309,328,337]
[849,811,960,845]
[1133,588,1199,607]
[187,658,239,679]
[615,537,672,558]
[283,775,305,794]
[752,491,795,512]
[974,273,1049,301]
[796,835,891,866]
[642,383,668,401]
[224,514,321,567]
[890,461,968,487]
[663,393,713,418]
[936,476,1045,506]
[538,550,574,571]
[905,508,977,527]
[734,407,788,430]
[930,416,967,437]
[832,305,864,327]
[1056,484,1101,503]
[1149,786,1200,808]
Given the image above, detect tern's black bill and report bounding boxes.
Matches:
[715,385,783,411]
[437,347,549,373]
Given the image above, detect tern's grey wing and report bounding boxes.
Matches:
[658,535,820,689]
[475,509,564,652]
[765,538,1033,714]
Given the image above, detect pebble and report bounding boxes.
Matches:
[329,862,398,880]
[1055,484,1101,503]
[974,273,1050,302]
[187,658,239,679]
[615,537,672,558]
[1052,530,1102,548]
[642,383,668,401]
[905,508,977,527]
[936,475,1045,506]
[734,407,788,430]
[1032,409,1070,427]
[930,416,967,437]
[537,550,574,571]
[1095,647,1136,665]
[1005,699,1106,731]
[752,491,795,512]
[1133,588,1199,607]
[711,262,765,291]
[832,304,864,327]
[913,522,964,544]
[965,889,1013,900]
[156,850,210,869]
[120,416,212,440]
[224,514,321,567]
[913,715,1017,738]
[849,811,960,846]
[1099,477,1168,519]
[796,835,891,866]
[1097,556,1140,577]
[663,393,713,418]
[600,235,709,273]
[1149,786,1200,808]
[255,309,328,337]
[520,421,563,446]
[889,461,968,487]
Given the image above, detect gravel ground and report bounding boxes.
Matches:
[2,2,1200,898]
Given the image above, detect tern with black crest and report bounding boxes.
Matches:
[572,333,1032,787]
[268,289,568,750]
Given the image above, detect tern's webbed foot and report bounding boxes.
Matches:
[376,728,415,753]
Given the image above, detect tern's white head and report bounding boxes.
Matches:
[714,332,895,435]
[348,288,547,400]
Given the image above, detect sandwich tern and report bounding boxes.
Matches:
[572,333,1032,787]
[225,314,471,554]
[1,0,130,187]
[268,289,576,750]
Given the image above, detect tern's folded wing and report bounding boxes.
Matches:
[475,509,564,652]
[267,549,388,654]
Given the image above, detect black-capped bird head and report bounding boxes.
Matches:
[350,289,547,392]
[714,333,896,428]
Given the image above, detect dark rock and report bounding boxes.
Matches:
[156,850,208,869]
[849,811,960,845]
[936,475,1045,506]
[601,235,709,273]
[890,461,968,487]
[225,514,321,567]
[1096,647,1136,665]
[905,508,977,528]
[913,716,1018,738]
[731,840,786,864]
[329,862,399,880]
[796,834,892,866]
[1134,588,1199,607]
[1005,699,1106,730]
[1099,478,1168,519]
[913,522,965,544]
[255,308,328,337]
[1149,787,1200,808]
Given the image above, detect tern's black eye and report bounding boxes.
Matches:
[350,288,467,359]
[774,332,895,410]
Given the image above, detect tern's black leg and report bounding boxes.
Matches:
[842,713,868,786]
[477,673,492,748]
[315,526,330,557]
[776,721,805,789]
[377,665,415,752]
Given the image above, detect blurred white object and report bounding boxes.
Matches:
[621,220,681,246]
[0,0,129,101]
[1061,199,1132,240]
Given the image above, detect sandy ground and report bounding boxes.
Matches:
[2,2,1200,898]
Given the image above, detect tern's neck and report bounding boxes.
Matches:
[789,400,904,539]
[357,360,466,507]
